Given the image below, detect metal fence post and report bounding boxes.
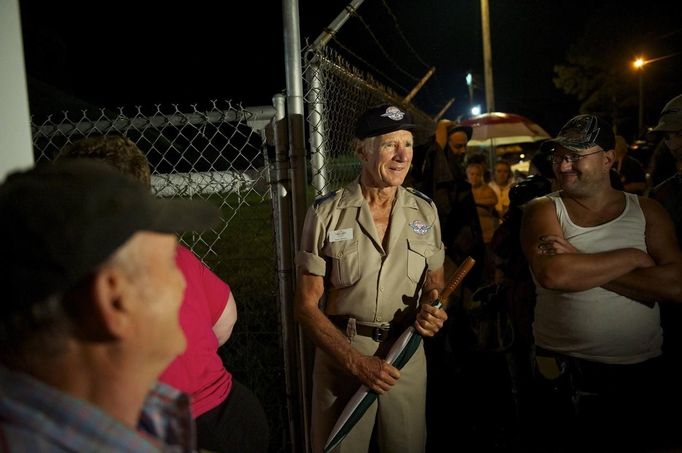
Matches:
[268,93,304,453]
[282,1,312,452]
[306,56,329,195]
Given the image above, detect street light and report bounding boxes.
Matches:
[466,72,474,109]
[631,52,680,136]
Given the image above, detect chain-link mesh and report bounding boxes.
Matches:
[27,43,439,452]
[31,100,289,452]
[303,45,435,197]
[294,44,437,451]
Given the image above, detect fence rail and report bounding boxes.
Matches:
[30,43,435,452]
[30,100,289,452]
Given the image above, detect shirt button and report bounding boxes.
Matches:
[377,316,382,322]
[379,286,384,292]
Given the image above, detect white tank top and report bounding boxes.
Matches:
[533,192,662,364]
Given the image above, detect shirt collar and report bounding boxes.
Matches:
[338,177,417,210]
[0,365,194,452]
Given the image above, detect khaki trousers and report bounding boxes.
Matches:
[311,334,427,453]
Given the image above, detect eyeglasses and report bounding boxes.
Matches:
[548,149,603,165]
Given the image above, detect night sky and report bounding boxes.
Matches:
[19,0,682,139]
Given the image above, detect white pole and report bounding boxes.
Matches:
[0,0,34,180]
[480,0,495,114]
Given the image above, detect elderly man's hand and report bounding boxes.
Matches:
[414,289,447,337]
[351,355,400,394]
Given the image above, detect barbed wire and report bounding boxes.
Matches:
[347,7,421,84]
[422,78,453,115]
[330,36,410,94]
[377,0,453,114]
[326,1,454,114]
[379,0,431,70]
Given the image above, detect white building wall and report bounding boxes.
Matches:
[0,0,34,180]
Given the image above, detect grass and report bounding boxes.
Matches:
[180,191,288,452]
[176,159,361,452]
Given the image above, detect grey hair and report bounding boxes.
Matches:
[354,136,380,158]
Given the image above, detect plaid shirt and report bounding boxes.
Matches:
[0,366,195,452]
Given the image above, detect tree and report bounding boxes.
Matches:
[552,3,679,138]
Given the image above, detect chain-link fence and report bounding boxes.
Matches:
[28,43,438,452]
[293,43,437,452]
[303,45,435,197]
[31,100,290,453]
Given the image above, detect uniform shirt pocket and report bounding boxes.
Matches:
[407,239,434,283]
[323,240,360,288]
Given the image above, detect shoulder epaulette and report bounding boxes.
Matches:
[313,190,338,207]
[406,186,432,203]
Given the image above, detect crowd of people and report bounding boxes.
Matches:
[295,95,682,452]
[1,93,681,452]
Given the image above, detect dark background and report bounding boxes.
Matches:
[15,4,681,451]
[19,0,682,139]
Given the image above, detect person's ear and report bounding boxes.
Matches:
[88,266,134,339]
[603,149,616,169]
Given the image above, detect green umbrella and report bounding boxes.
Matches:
[324,257,476,452]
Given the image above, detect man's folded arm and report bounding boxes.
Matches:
[602,198,682,304]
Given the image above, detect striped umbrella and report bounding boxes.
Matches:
[461,112,550,147]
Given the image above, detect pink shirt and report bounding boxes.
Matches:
[159,245,232,418]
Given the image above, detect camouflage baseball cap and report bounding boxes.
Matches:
[541,114,615,153]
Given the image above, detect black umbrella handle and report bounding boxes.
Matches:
[438,256,476,305]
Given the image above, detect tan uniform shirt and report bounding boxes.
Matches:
[296,180,445,325]
[297,179,445,452]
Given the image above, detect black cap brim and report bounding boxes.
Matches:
[357,123,418,140]
[146,197,221,234]
[0,160,222,307]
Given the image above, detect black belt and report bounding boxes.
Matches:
[328,315,393,342]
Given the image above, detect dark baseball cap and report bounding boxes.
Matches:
[355,104,416,139]
[541,114,615,153]
[446,123,473,141]
[0,159,220,307]
[651,94,682,133]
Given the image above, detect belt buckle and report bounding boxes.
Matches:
[372,325,390,342]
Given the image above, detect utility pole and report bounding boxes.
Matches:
[632,53,680,136]
[480,0,495,113]
[638,67,644,135]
